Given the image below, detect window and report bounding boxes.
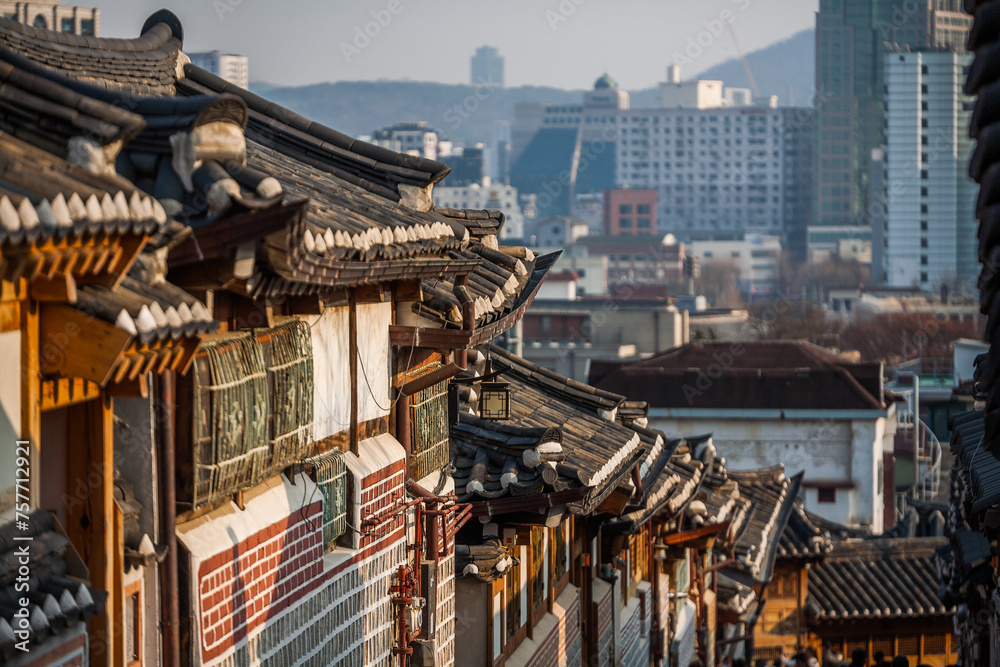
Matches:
[921,204,928,213]
[920,221,928,231]
[921,187,928,197]
[553,521,568,583]
[506,556,522,641]
[921,170,928,180]
[619,204,632,214]
[531,527,546,612]
[817,487,837,503]
[125,586,141,666]
[921,271,929,282]
[637,218,650,229]
[80,18,95,36]
[620,217,632,228]
[32,14,47,29]
[61,17,74,32]
[921,255,928,265]
[637,204,651,215]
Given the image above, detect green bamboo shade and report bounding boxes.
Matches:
[312,449,348,546]
[256,318,315,470]
[409,364,450,482]
[191,332,270,509]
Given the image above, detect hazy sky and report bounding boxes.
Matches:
[93,0,817,90]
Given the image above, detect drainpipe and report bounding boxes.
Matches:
[158,370,180,667]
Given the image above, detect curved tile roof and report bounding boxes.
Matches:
[0,10,184,96]
[807,538,952,621]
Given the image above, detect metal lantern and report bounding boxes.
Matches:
[479,380,511,420]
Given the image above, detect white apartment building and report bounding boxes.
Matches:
[371,121,450,161]
[615,104,813,247]
[688,234,783,293]
[883,50,977,293]
[188,51,249,89]
[433,178,524,239]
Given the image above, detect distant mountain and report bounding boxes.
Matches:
[251,80,585,147]
[250,28,815,147]
[693,28,815,107]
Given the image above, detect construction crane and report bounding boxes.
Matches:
[726,21,760,98]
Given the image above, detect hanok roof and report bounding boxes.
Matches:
[0,10,184,96]
[722,467,803,584]
[949,409,1000,517]
[0,510,105,658]
[807,538,953,621]
[594,341,888,412]
[777,501,835,559]
[451,344,653,514]
[0,130,166,250]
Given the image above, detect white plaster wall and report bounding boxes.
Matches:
[356,302,391,423]
[649,415,878,529]
[305,308,351,441]
[0,330,20,510]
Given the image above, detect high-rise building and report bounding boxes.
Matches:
[813,0,970,253]
[882,50,976,292]
[0,0,99,35]
[188,51,250,89]
[470,45,503,87]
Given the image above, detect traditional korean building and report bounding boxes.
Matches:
[0,10,554,667]
[449,344,801,666]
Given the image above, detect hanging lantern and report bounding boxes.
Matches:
[478,380,511,420]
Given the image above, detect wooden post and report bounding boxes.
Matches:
[20,293,40,505]
[349,292,359,455]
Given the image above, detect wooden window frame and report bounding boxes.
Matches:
[124,580,142,667]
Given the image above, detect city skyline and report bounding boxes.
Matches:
[88,0,817,89]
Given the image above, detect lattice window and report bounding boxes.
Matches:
[872,638,893,658]
[924,634,947,655]
[257,319,314,470]
[898,635,920,655]
[190,333,269,508]
[311,450,348,547]
[408,364,450,482]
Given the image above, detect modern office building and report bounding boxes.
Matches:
[882,49,977,292]
[0,0,98,35]
[187,51,250,89]
[470,45,503,87]
[813,0,970,252]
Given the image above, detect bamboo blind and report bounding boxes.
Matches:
[256,318,315,470]
[408,363,451,482]
[191,333,269,509]
[311,449,348,547]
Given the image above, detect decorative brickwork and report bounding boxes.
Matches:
[517,584,583,667]
[179,436,410,666]
[434,552,456,667]
[595,578,616,667]
[14,625,88,667]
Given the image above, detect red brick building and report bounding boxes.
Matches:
[603,188,658,236]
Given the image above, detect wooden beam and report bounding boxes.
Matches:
[39,304,133,386]
[394,279,423,302]
[354,284,386,304]
[41,377,101,411]
[29,272,78,303]
[111,499,125,667]
[106,374,149,399]
[20,291,40,505]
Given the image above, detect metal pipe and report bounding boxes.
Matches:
[158,370,180,667]
[397,393,410,471]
